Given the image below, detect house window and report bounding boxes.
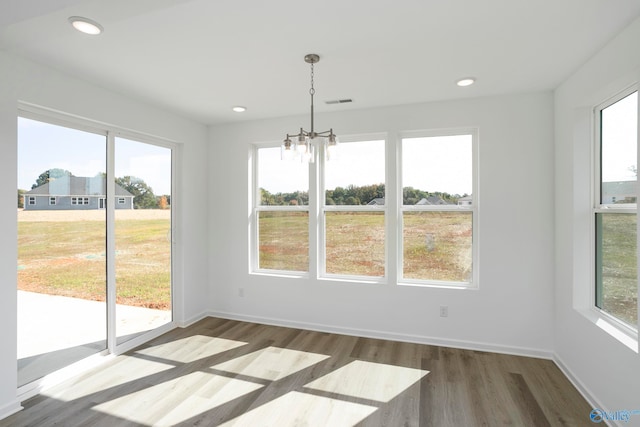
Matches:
[118,197,126,204]
[28,196,36,205]
[322,139,386,278]
[400,132,476,285]
[254,145,309,272]
[71,197,89,205]
[594,88,638,330]
[49,197,56,205]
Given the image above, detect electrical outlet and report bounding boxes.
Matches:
[238,288,245,297]
[439,305,448,317]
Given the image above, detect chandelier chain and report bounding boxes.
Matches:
[309,62,315,96]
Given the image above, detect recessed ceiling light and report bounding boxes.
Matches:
[68,16,103,35]
[456,77,476,87]
[232,106,247,113]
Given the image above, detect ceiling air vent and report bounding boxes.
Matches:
[325,99,353,105]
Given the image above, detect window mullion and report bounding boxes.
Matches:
[309,148,320,278]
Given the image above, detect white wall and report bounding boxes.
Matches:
[208,92,556,356]
[554,15,640,421]
[0,51,209,418]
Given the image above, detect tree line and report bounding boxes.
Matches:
[260,183,466,206]
[17,168,169,209]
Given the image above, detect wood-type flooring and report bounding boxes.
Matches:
[0,317,593,426]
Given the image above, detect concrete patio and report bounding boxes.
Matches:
[18,290,171,386]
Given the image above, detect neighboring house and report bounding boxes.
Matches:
[601,180,637,204]
[367,197,385,206]
[24,176,134,210]
[457,195,473,206]
[416,195,451,205]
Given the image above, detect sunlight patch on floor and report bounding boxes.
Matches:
[134,335,247,363]
[93,371,263,426]
[211,346,330,381]
[43,357,175,402]
[304,360,429,402]
[219,391,377,427]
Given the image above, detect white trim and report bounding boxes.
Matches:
[251,143,311,273]
[106,133,116,354]
[590,86,639,339]
[552,354,617,427]
[398,130,478,288]
[319,137,387,279]
[16,105,179,396]
[0,400,23,421]
[206,311,553,359]
[18,102,177,147]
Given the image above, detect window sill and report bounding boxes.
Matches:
[250,270,309,279]
[398,281,477,290]
[579,308,638,353]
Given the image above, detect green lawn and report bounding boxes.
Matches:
[18,218,171,309]
[598,213,638,326]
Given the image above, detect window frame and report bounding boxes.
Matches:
[319,135,388,283]
[591,85,639,338]
[398,129,479,288]
[251,143,311,277]
[17,102,180,368]
[49,196,56,205]
[28,196,36,206]
[250,128,478,288]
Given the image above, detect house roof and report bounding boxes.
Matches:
[26,176,134,197]
[602,180,637,195]
[367,198,385,206]
[416,196,451,206]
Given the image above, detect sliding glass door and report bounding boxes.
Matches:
[114,137,172,345]
[17,117,107,386]
[17,115,174,387]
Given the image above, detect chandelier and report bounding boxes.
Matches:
[281,54,338,162]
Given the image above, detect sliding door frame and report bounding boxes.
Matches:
[17,103,179,393]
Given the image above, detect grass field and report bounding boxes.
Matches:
[18,209,171,310]
[18,208,637,327]
[598,213,638,326]
[259,211,472,281]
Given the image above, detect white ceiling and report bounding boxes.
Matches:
[2,0,640,125]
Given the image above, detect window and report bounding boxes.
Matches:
[118,197,126,204]
[71,197,88,205]
[400,133,476,285]
[254,146,309,272]
[322,139,386,278]
[251,130,477,287]
[28,196,36,205]
[49,197,56,205]
[594,88,638,331]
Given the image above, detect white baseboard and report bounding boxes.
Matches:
[176,310,209,328]
[0,400,23,421]
[206,310,554,360]
[552,354,617,427]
